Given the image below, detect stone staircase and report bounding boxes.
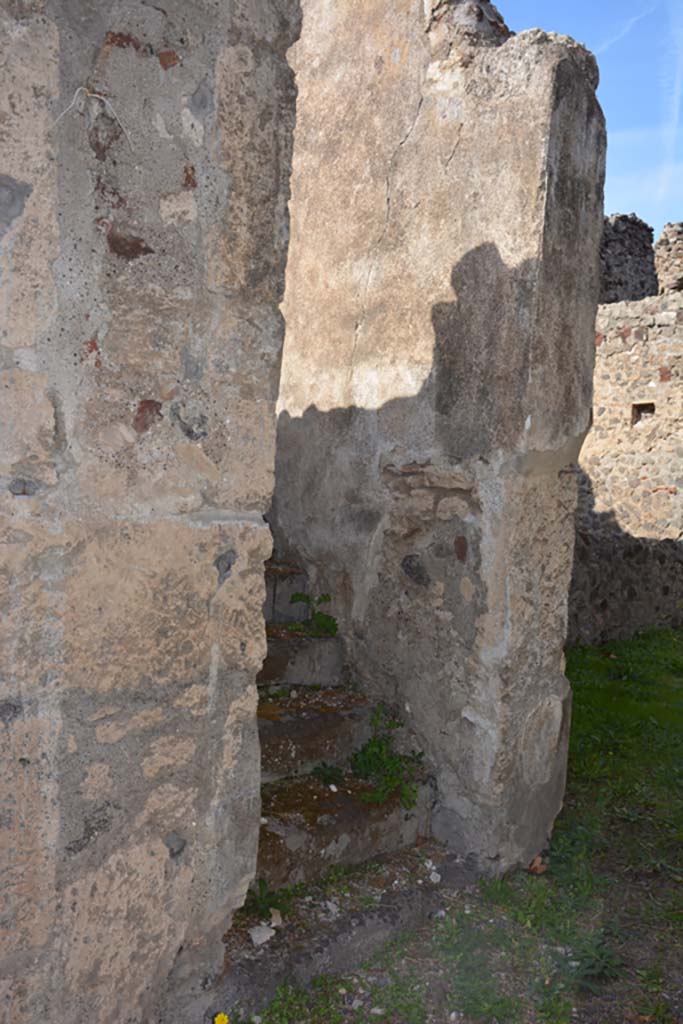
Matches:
[254,561,434,891]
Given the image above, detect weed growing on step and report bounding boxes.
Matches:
[286,593,339,637]
[350,704,424,810]
[312,761,344,786]
[242,878,297,920]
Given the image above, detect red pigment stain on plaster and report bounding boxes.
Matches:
[97,219,155,260]
[133,400,163,434]
[81,338,102,368]
[652,486,678,495]
[105,31,142,50]
[660,366,672,382]
[158,49,181,69]
[183,165,197,189]
[595,332,604,348]
[618,326,632,340]
[454,536,468,563]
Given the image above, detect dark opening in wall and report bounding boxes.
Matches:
[632,402,656,426]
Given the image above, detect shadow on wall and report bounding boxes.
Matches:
[568,468,683,646]
[270,241,545,642]
[271,242,583,868]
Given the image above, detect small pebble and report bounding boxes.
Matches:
[370,1009,385,1016]
[435,908,446,919]
[329,784,338,792]
[430,871,442,884]
[248,924,275,947]
[338,988,347,995]
[260,817,268,824]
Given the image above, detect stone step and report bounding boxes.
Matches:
[257,775,434,891]
[257,632,346,688]
[264,559,310,625]
[258,687,373,783]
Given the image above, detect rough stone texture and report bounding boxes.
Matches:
[257,634,346,688]
[600,213,658,304]
[258,776,434,890]
[272,1,605,873]
[655,222,683,294]
[210,878,444,1021]
[258,688,373,781]
[568,293,683,644]
[0,3,299,1022]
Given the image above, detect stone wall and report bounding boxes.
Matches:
[569,293,683,644]
[0,3,299,1022]
[655,222,683,294]
[272,0,605,873]
[600,213,658,304]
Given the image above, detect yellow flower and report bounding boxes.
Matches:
[213,1014,229,1024]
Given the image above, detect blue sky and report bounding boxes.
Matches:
[507,1,683,239]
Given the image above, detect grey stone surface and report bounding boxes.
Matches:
[655,222,683,294]
[0,174,32,241]
[272,2,605,874]
[600,213,658,304]
[0,2,299,1021]
[257,634,347,688]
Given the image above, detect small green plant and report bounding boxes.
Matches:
[288,592,339,637]
[351,704,424,810]
[242,878,292,919]
[312,761,344,786]
[564,929,624,994]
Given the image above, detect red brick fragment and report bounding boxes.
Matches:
[158,49,181,69]
[595,332,605,348]
[183,165,197,189]
[454,536,468,563]
[659,366,672,383]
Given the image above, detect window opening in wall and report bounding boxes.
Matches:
[631,402,655,426]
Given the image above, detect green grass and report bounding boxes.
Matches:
[235,630,683,1024]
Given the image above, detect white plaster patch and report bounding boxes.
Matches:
[154,113,173,139]
[181,105,204,146]
[520,696,566,787]
[160,191,198,225]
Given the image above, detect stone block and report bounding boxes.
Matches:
[273,1,605,872]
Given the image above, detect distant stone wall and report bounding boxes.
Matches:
[655,222,683,294]
[569,293,683,644]
[600,214,658,304]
